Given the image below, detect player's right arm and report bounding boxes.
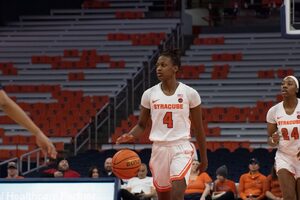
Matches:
[267,123,280,147]
[266,106,280,147]
[116,106,150,144]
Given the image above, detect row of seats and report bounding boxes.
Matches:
[0,62,18,75]
[0,142,64,160]
[32,50,127,69]
[176,64,294,80]
[180,32,300,148]
[211,53,243,61]
[1,85,109,148]
[107,32,166,45]
[115,11,145,19]
[82,0,110,9]
[261,0,283,7]
[211,64,230,79]
[176,65,205,79]
[193,37,225,45]
[258,68,294,78]
[0,1,180,162]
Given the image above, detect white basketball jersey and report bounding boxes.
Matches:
[141,82,201,142]
[266,99,300,156]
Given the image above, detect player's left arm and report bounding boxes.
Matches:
[0,90,57,158]
[190,105,208,172]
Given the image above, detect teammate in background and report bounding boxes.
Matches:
[116,49,208,200]
[0,88,57,159]
[266,75,300,200]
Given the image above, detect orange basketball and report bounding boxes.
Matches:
[112,149,141,179]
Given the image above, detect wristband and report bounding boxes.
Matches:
[270,136,278,144]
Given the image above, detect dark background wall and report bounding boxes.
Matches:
[0,0,83,25]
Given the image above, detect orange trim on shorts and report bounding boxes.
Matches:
[170,157,193,181]
[170,143,194,181]
[153,179,172,192]
[149,157,172,192]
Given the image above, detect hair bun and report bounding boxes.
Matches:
[160,48,181,67]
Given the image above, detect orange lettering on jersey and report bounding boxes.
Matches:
[278,120,300,125]
[153,104,183,109]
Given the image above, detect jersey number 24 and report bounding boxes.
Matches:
[281,127,299,140]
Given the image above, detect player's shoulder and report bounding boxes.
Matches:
[179,82,198,93]
[144,83,160,93]
[269,101,283,112]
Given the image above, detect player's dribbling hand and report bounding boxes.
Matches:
[270,132,280,145]
[36,132,57,159]
[116,133,135,144]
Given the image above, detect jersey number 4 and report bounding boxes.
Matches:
[281,127,300,140]
[163,112,173,128]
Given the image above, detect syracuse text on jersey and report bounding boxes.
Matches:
[153,103,183,110]
[278,119,300,125]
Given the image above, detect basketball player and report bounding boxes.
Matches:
[116,49,208,200]
[266,75,300,200]
[0,87,57,159]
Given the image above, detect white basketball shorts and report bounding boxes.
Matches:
[275,150,300,179]
[149,139,195,192]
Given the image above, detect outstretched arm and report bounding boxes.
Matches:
[0,90,57,159]
[116,106,150,144]
[190,105,207,172]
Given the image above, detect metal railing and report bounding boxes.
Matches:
[111,84,129,131]
[20,148,48,175]
[130,66,146,112]
[74,123,92,156]
[94,103,111,146]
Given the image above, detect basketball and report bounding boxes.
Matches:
[112,149,141,179]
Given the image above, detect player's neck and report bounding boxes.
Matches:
[283,97,298,108]
[161,79,179,96]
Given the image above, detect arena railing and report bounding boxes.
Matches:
[19,148,48,175]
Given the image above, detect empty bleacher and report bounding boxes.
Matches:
[0,0,180,161]
[182,32,300,148]
[110,32,300,150]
